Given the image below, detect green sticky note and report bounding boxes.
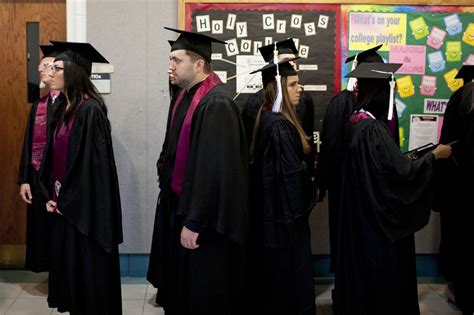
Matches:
[409,17,429,40]
[445,41,462,62]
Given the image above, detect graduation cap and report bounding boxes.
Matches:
[455,65,474,82]
[164,27,226,63]
[258,39,299,63]
[168,40,175,47]
[346,44,384,91]
[345,44,383,64]
[50,41,109,76]
[40,45,64,58]
[250,57,299,88]
[347,62,402,121]
[250,58,299,112]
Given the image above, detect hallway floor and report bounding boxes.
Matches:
[0,271,463,314]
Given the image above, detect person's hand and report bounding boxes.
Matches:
[19,184,32,204]
[180,226,200,250]
[433,144,452,160]
[46,200,62,215]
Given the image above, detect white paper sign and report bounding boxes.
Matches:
[409,115,438,150]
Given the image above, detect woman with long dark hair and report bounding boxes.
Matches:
[40,42,123,315]
[334,63,452,315]
[249,60,316,314]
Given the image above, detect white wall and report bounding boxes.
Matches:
[84,0,441,254]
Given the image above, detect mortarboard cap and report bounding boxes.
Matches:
[347,62,402,121]
[168,40,175,47]
[455,65,474,82]
[51,41,109,76]
[165,27,226,63]
[258,39,299,63]
[346,62,402,79]
[250,58,299,88]
[40,45,64,58]
[345,44,383,64]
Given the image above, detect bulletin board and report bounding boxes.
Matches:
[179,1,473,151]
[181,2,341,133]
[341,5,474,152]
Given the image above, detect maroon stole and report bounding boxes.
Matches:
[51,95,89,202]
[31,90,60,171]
[168,72,221,196]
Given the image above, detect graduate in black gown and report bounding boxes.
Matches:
[18,45,62,272]
[334,63,452,315]
[242,39,315,149]
[40,41,123,315]
[147,28,248,315]
[249,59,316,315]
[317,44,402,277]
[434,66,474,315]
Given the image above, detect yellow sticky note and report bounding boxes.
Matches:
[444,68,464,92]
[396,75,415,98]
[445,41,462,62]
[399,127,404,148]
[409,17,429,40]
[462,23,474,47]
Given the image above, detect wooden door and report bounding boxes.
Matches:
[0,0,66,267]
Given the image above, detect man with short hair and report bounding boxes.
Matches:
[18,45,62,272]
[147,28,248,315]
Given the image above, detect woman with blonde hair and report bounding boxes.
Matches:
[248,59,316,315]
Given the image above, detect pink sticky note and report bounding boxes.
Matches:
[420,75,437,97]
[464,54,474,65]
[427,26,447,50]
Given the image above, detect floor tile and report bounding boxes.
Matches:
[18,282,49,298]
[0,298,15,314]
[143,300,165,315]
[315,284,333,300]
[419,298,461,315]
[121,284,147,300]
[316,299,333,315]
[122,299,145,315]
[6,298,51,315]
[418,284,443,300]
[145,285,157,301]
[0,283,23,298]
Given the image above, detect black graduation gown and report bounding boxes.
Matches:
[39,99,123,315]
[241,90,315,149]
[250,111,316,315]
[434,83,474,314]
[317,90,356,272]
[334,118,436,315]
[147,82,248,315]
[17,95,55,272]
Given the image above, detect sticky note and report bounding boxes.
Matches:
[409,17,429,40]
[426,27,447,50]
[445,41,462,62]
[462,23,474,47]
[420,75,437,97]
[428,51,446,73]
[444,14,463,36]
[396,75,415,98]
[444,68,464,92]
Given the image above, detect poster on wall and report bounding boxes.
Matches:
[183,3,341,132]
[341,5,474,151]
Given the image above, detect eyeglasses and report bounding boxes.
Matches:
[38,62,52,71]
[50,65,64,73]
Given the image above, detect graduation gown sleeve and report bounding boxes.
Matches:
[177,88,249,245]
[18,101,38,185]
[348,119,436,241]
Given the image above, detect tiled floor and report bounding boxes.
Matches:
[0,272,463,315]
